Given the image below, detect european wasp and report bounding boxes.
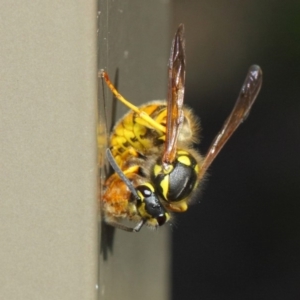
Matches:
[100,24,262,232]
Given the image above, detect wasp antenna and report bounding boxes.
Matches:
[105,148,141,201]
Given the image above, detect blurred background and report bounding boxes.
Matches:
[171,1,300,299]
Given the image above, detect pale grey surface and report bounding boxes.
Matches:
[0,1,171,299]
[0,1,98,300]
[98,1,171,300]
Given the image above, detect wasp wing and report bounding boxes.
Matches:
[162,24,186,167]
[198,65,263,181]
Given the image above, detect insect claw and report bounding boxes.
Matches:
[133,220,146,232]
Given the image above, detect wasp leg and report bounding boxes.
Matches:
[105,219,145,233]
[132,220,145,232]
[101,70,166,134]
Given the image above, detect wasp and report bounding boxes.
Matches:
[100,24,262,232]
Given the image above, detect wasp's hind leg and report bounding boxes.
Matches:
[100,70,166,133]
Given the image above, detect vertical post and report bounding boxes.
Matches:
[0,1,98,300]
[0,1,171,299]
[98,1,171,299]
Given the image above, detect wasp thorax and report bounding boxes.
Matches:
[152,150,199,203]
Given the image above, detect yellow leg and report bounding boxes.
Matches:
[101,70,166,134]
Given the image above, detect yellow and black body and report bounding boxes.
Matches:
[100,24,262,232]
[102,100,202,232]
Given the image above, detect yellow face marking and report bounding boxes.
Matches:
[138,202,152,219]
[137,183,155,201]
[143,183,155,192]
[137,190,143,200]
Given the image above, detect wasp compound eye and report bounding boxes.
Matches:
[136,185,169,226]
[152,152,199,202]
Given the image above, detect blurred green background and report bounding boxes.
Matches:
[172,1,300,299]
